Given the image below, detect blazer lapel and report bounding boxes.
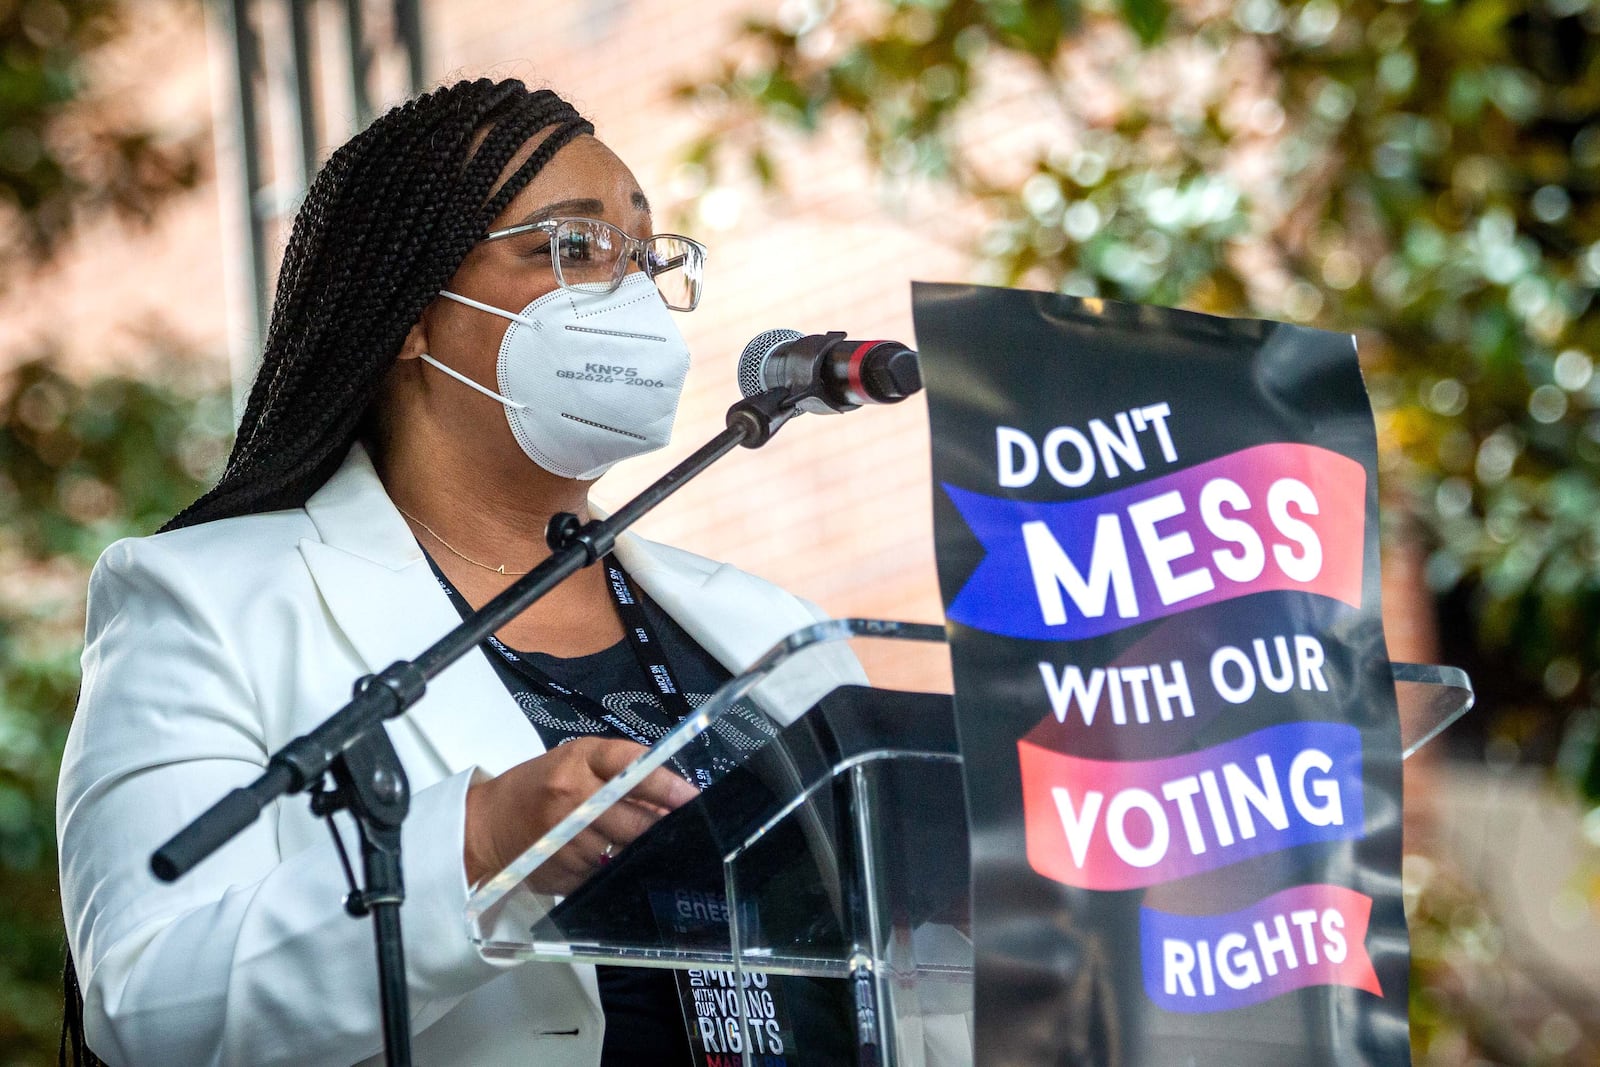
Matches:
[298,446,542,779]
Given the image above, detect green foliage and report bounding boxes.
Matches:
[1406,848,1600,1064]
[680,0,1600,763]
[0,0,206,274]
[0,357,228,1061]
[0,4,219,1059]
[682,3,1600,1056]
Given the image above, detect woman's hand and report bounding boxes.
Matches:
[462,737,698,893]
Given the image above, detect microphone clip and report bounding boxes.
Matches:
[726,387,803,448]
[544,511,608,562]
[761,330,860,415]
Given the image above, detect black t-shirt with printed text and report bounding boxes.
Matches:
[424,553,798,1064]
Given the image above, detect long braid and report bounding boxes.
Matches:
[61,79,593,1065]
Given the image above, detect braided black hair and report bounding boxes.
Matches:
[61,78,593,1066]
[167,77,592,531]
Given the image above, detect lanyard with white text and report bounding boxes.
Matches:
[475,557,714,790]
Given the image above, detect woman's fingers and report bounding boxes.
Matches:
[581,739,699,810]
[588,797,662,852]
[522,828,612,895]
[465,736,699,887]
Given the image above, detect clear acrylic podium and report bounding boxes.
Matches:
[464,620,1474,1067]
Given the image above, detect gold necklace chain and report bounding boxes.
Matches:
[395,506,531,576]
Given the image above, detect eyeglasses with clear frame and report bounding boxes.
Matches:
[481,217,707,312]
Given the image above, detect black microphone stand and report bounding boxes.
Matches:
[149,389,803,1067]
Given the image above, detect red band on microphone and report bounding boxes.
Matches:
[848,341,887,405]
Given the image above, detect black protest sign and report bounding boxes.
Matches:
[916,282,1409,1066]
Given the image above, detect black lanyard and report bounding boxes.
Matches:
[436,555,714,790]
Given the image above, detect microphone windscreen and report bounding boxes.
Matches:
[737,328,804,397]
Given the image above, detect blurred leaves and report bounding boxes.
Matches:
[0,0,206,278]
[1407,847,1600,1065]
[0,354,228,1059]
[0,3,220,1058]
[680,3,1600,1058]
[678,0,1600,768]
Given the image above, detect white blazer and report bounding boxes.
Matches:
[57,444,866,1067]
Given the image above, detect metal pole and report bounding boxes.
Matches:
[394,0,425,93]
[222,0,270,348]
[343,0,373,128]
[286,0,319,192]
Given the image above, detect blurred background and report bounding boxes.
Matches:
[0,0,1597,1062]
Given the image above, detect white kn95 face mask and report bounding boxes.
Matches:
[420,272,692,480]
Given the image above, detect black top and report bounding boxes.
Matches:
[478,601,779,781]
[423,552,774,1065]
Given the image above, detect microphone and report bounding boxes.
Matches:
[738,329,922,414]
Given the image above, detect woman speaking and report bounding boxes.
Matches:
[57,79,861,1065]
